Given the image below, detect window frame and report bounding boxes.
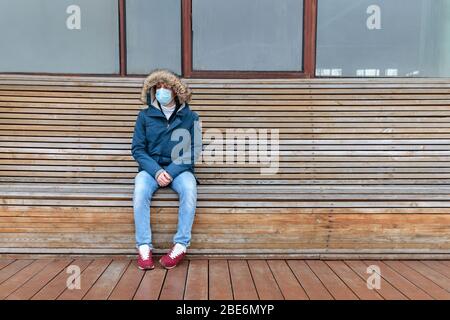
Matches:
[181,0,317,78]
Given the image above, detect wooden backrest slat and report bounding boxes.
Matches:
[1,75,449,190]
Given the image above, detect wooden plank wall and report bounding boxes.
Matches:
[0,75,449,258]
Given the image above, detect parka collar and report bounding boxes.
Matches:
[145,99,190,119]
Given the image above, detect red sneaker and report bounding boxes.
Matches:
[159,243,186,269]
[137,245,154,270]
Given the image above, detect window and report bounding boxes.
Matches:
[316,0,450,77]
[0,0,119,74]
[1,0,449,78]
[126,0,182,75]
[191,0,304,72]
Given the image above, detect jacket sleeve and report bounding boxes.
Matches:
[165,114,202,180]
[131,110,163,178]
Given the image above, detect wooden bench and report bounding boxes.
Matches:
[0,74,449,258]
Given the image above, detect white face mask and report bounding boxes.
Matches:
[155,88,173,106]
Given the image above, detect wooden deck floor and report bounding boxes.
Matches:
[0,258,449,300]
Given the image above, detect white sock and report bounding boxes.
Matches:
[169,243,187,258]
[139,244,150,259]
[175,243,186,250]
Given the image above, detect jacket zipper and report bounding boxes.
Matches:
[157,101,180,129]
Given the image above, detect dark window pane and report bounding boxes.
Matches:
[316,0,450,77]
[126,0,181,75]
[192,0,303,71]
[0,0,119,74]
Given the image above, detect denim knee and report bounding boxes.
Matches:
[133,171,158,202]
[176,174,197,202]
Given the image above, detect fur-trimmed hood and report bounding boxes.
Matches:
[140,69,192,105]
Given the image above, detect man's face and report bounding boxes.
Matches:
[156,82,174,95]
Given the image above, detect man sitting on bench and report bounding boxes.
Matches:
[131,69,202,270]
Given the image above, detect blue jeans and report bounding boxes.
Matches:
[133,170,197,249]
